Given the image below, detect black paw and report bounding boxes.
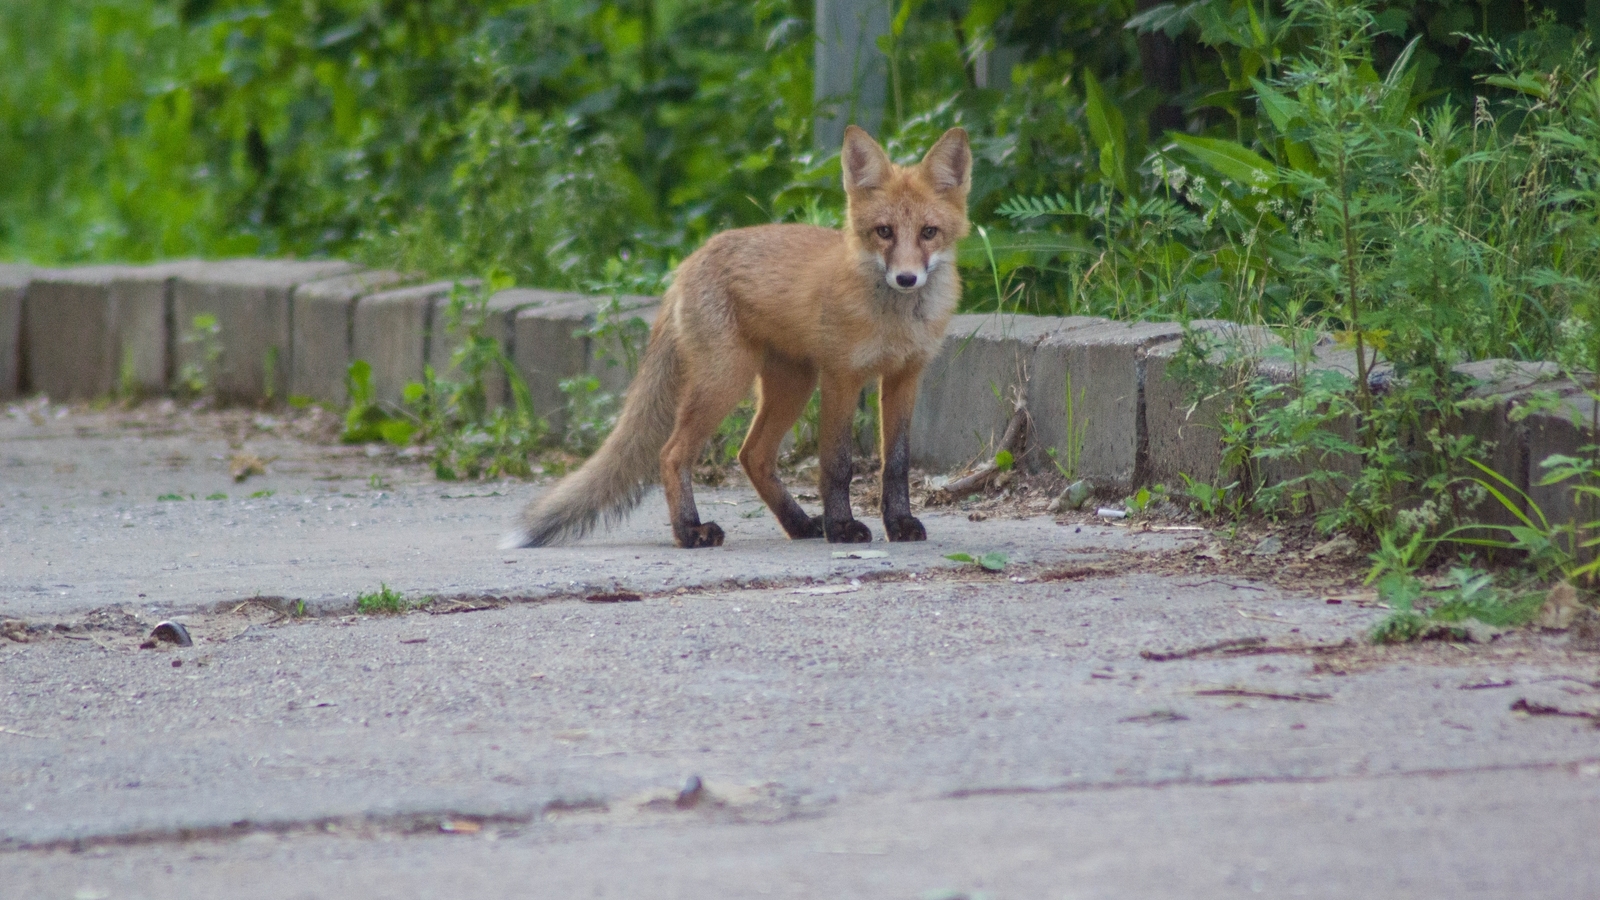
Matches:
[785,514,826,540]
[675,521,726,548]
[884,515,926,542]
[824,518,873,543]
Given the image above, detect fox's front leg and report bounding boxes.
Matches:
[879,366,927,541]
[817,371,872,543]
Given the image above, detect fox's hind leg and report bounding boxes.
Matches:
[660,351,758,548]
[739,357,823,539]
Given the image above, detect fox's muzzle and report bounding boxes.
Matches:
[890,269,926,291]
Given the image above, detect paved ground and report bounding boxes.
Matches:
[3,400,1600,899]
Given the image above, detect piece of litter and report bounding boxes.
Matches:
[792,583,861,595]
[675,774,705,810]
[143,621,193,649]
[832,550,888,559]
[440,819,482,834]
[1095,508,1127,519]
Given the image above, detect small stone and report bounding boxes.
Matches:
[1251,535,1283,556]
[1308,534,1359,559]
[1462,620,1505,644]
[1063,479,1093,510]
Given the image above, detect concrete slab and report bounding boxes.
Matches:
[0,263,30,399]
[1141,322,1281,489]
[172,259,355,404]
[909,313,1101,473]
[1030,319,1187,488]
[351,281,455,407]
[290,270,411,406]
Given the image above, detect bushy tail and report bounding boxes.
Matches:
[500,327,681,548]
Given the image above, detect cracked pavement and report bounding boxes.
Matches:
[3,403,1599,899]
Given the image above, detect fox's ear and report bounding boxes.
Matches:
[841,125,892,193]
[921,127,971,193]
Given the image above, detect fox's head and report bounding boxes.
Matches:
[841,125,971,294]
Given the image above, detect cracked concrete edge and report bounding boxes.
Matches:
[0,795,612,852]
[29,559,993,625]
[4,259,1596,495]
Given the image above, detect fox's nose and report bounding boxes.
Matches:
[895,272,918,288]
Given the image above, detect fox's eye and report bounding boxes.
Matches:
[920,225,938,240]
[875,225,893,240]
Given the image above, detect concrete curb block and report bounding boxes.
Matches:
[1140,321,1282,491]
[511,294,657,434]
[173,259,355,403]
[910,313,1095,472]
[0,264,29,399]
[2,257,1596,520]
[21,262,204,401]
[1520,389,1600,528]
[291,270,413,406]
[352,280,465,407]
[1031,319,1188,489]
[426,287,574,412]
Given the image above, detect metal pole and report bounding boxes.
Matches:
[814,0,889,150]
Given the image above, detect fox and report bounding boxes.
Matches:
[503,124,971,549]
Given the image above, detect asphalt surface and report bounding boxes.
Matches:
[3,400,1600,899]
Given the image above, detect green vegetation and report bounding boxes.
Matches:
[406,279,547,480]
[177,313,222,399]
[9,0,1595,332]
[356,583,409,615]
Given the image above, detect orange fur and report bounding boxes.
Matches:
[505,125,971,549]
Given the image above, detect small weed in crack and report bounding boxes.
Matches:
[356,584,411,615]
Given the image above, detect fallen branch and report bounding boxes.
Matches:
[1192,686,1333,703]
[1141,637,1353,662]
[933,393,1028,501]
[1140,637,1266,661]
[1177,579,1267,591]
[1510,697,1600,723]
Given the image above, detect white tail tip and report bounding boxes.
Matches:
[498,529,532,550]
